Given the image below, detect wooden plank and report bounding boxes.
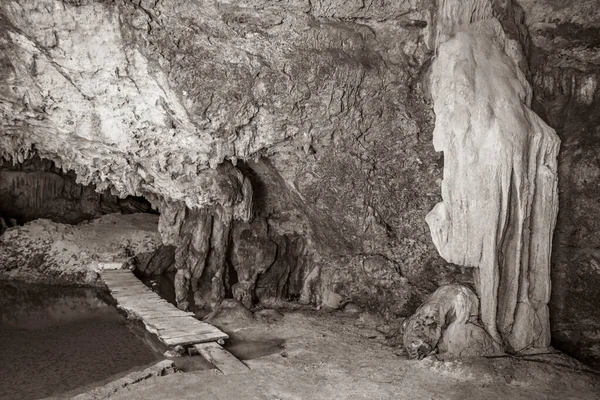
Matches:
[108,288,151,294]
[114,296,169,304]
[105,282,150,289]
[130,310,194,318]
[148,319,214,328]
[162,331,229,342]
[100,268,227,349]
[152,318,220,328]
[141,315,196,322]
[163,331,229,346]
[115,301,168,309]
[115,293,164,299]
[101,273,132,278]
[193,342,249,375]
[145,318,214,329]
[154,326,222,337]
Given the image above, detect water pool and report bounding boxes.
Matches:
[0,281,162,399]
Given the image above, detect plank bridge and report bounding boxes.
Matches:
[98,265,248,374]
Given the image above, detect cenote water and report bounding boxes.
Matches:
[0,281,162,400]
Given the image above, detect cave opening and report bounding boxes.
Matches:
[0,155,158,231]
[0,157,178,399]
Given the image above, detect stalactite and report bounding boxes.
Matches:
[160,162,256,311]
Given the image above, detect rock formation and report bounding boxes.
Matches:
[0,213,162,285]
[0,156,154,224]
[0,0,461,319]
[426,0,560,353]
[157,161,254,310]
[403,284,502,359]
[0,0,598,366]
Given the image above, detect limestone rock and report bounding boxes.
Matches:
[403,284,501,359]
[519,0,600,367]
[342,302,362,314]
[157,161,253,310]
[0,0,454,324]
[1,0,596,365]
[205,299,255,327]
[0,213,162,285]
[133,245,175,277]
[230,218,277,308]
[427,1,560,353]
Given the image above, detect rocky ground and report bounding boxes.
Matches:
[0,213,598,399]
[74,310,600,400]
[0,213,161,285]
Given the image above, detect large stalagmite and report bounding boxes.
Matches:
[426,3,560,352]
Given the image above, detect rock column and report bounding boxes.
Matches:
[426,0,560,352]
[158,163,253,311]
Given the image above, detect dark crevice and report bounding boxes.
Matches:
[0,155,158,229]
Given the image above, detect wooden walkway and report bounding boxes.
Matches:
[99,268,229,347]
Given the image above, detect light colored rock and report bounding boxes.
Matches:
[403,284,501,359]
[205,298,255,327]
[0,213,161,285]
[342,302,362,314]
[427,1,560,352]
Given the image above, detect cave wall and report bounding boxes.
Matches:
[519,0,600,366]
[0,0,474,319]
[0,155,154,225]
[0,0,599,365]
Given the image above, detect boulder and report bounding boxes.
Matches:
[403,284,501,359]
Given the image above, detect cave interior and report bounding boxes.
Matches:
[1,0,600,398]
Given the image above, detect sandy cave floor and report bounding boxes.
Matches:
[91,310,600,400]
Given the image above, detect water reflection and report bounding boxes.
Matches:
[0,281,161,400]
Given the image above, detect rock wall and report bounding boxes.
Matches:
[0,0,474,319]
[426,0,560,353]
[0,155,154,225]
[520,0,600,367]
[1,0,598,364]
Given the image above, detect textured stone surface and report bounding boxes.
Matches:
[0,0,468,320]
[0,213,161,285]
[1,0,599,366]
[520,0,600,367]
[426,0,560,353]
[403,284,501,359]
[0,0,472,317]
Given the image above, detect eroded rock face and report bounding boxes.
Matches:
[0,0,463,319]
[0,213,161,285]
[426,0,560,353]
[2,0,598,365]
